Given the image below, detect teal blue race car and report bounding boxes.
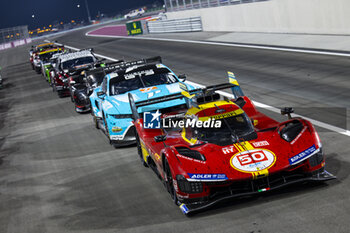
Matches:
[89,57,195,147]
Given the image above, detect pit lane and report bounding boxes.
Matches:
[0,27,349,233]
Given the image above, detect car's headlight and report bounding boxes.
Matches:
[308,147,324,167]
[176,175,203,194]
[112,126,123,132]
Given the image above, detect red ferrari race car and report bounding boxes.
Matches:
[128,72,335,215]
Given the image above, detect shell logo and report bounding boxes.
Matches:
[230,149,276,173]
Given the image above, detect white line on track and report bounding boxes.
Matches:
[45,40,350,137]
[85,31,350,58]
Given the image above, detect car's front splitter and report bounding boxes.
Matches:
[178,169,336,215]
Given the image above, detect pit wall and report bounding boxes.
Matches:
[165,0,350,35]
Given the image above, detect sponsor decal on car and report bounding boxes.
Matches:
[222,141,255,155]
[230,149,276,173]
[59,51,93,62]
[179,204,189,214]
[112,126,123,132]
[222,145,236,155]
[252,141,269,147]
[147,90,161,98]
[187,173,228,181]
[110,135,124,140]
[209,109,244,120]
[140,86,157,93]
[124,69,154,80]
[289,144,318,165]
[177,154,206,163]
[290,127,307,145]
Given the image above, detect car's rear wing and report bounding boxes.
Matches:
[84,60,126,77]
[102,56,162,73]
[129,72,244,120]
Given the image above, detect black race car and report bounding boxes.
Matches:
[69,61,123,113]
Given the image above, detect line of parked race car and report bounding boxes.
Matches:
[29,42,335,215]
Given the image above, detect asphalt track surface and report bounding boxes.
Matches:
[0,26,349,233]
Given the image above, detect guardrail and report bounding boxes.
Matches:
[165,0,269,12]
[147,17,202,33]
[0,38,32,51]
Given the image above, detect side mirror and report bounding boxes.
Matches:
[178,74,186,82]
[154,135,167,143]
[235,97,246,108]
[281,107,294,120]
[97,91,105,99]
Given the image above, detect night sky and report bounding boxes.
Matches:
[0,0,162,30]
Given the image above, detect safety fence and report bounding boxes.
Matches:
[147,17,202,33]
[164,0,269,12]
[0,26,31,51]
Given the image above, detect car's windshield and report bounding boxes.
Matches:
[39,52,58,61]
[62,56,94,69]
[192,114,254,146]
[109,68,178,95]
[87,71,105,87]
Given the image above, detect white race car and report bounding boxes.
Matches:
[124,8,145,19]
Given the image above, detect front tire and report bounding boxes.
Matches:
[103,115,111,144]
[93,115,99,129]
[164,158,177,204]
[136,132,148,167]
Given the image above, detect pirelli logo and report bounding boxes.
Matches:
[209,109,244,120]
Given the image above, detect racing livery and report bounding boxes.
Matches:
[130,72,335,215]
[90,56,192,147]
[69,61,123,113]
[50,49,99,97]
[33,47,65,74]
[42,52,66,84]
[30,42,58,70]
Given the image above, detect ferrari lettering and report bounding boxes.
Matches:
[252,141,269,147]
